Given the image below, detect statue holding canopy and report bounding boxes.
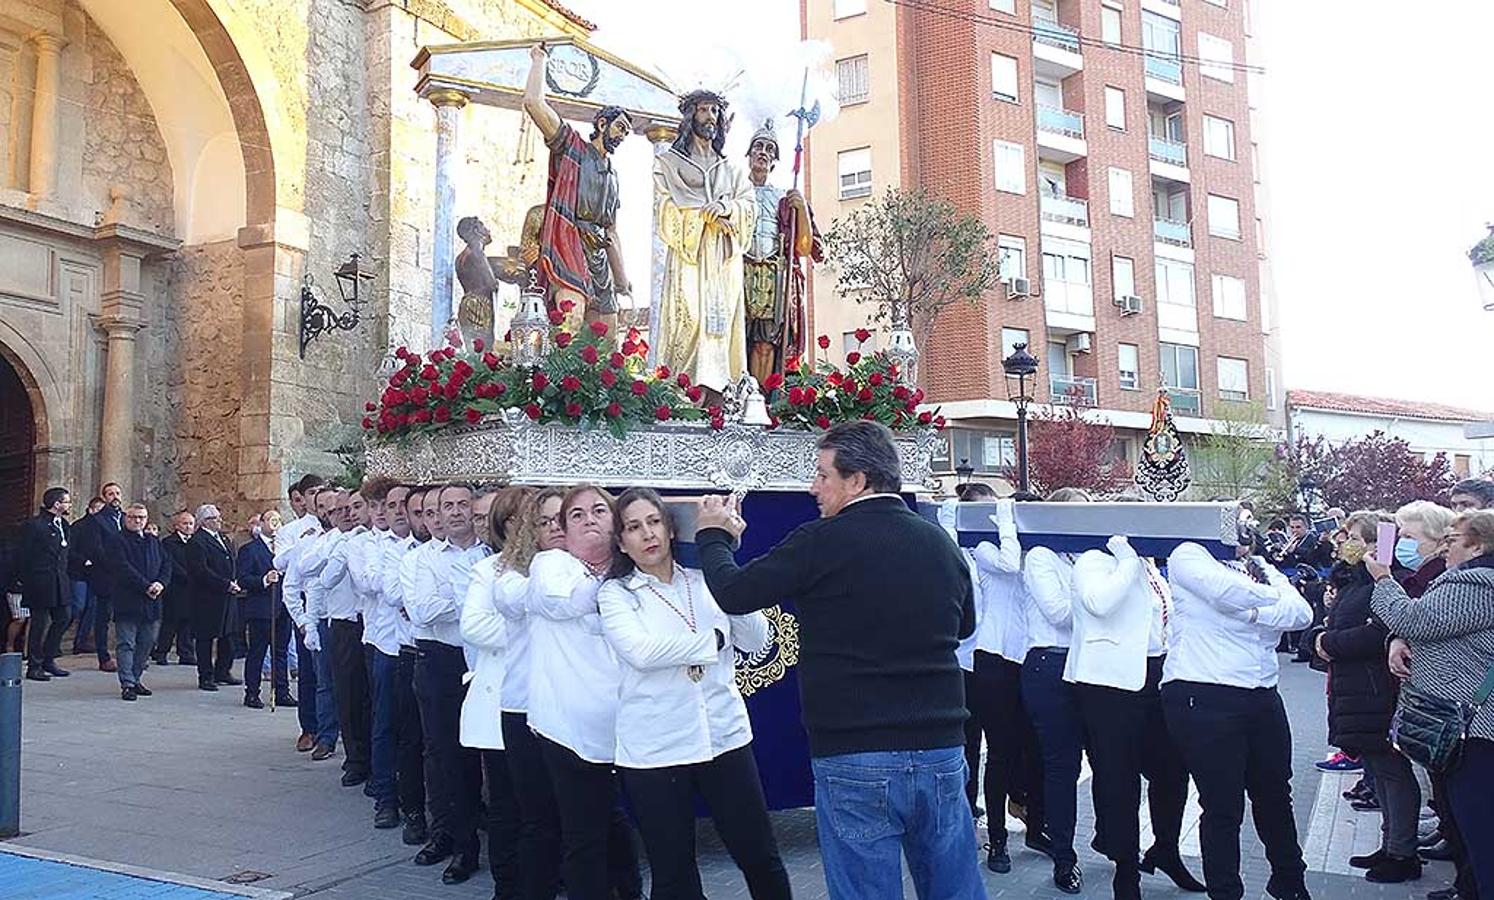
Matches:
[652,90,756,392]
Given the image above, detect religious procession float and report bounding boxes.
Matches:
[362,35,1241,809]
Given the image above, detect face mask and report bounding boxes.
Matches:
[1394,537,1423,570]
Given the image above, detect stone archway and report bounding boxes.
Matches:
[0,345,44,528]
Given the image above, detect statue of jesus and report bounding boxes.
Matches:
[652,90,755,392]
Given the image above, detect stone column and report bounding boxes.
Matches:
[97,317,143,496]
[97,242,146,499]
[27,31,66,202]
[644,126,677,368]
[427,88,469,347]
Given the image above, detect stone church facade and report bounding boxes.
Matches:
[0,0,585,529]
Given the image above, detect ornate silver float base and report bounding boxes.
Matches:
[366,409,940,493]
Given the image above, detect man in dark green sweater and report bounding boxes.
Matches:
[698,420,985,900]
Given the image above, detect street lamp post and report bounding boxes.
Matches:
[1002,342,1040,495]
[955,458,974,485]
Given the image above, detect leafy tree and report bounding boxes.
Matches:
[823,188,1000,355]
[1008,405,1132,496]
[1189,401,1278,501]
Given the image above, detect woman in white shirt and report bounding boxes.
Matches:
[527,484,642,900]
[492,487,566,900]
[459,487,531,900]
[1020,486,1089,896]
[599,488,790,900]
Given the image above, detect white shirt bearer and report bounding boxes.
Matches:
[1163,542,1312,690]
[1067,536,1171,691]
[1022,546,1076,652]
[410,538,490,650]
[599,564,770,769]
[459,554,509,750]
[526,549,621,765]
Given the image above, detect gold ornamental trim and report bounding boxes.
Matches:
[734,605,799,698]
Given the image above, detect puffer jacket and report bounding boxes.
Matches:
[1321,564,1395,754]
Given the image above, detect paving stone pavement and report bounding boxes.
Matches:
[3,651,1453,899]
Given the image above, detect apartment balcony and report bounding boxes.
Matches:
[1051,375,1098,407]
[1044,279,1095,332]
[1033,20,1082,78]
[1144,54,1186,102]
[1040,193,1089,228]
[1153,217,1192,247]
[1036,105,1086,162]
[1148,135,1189,183]
[1165,387,1202,416]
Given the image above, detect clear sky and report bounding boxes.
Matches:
[576,0,1494,412]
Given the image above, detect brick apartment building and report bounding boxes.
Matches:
[803,0,1285,484]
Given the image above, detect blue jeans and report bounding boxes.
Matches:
[368,647,400,805]
[1021,647,1084,867]
[114,618,160,687]
[811,747,987,900]
[312,621,339,747]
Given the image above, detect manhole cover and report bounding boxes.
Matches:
[222,870,274,884]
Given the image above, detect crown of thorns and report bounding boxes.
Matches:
[678,90,728,114]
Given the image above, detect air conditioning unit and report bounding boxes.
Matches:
[1006,276,1031,300]
[1114,294,1143,316]
[1065,332,1093,354]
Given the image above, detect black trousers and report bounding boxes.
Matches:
[504,712,563,900]
[195,635,234,683]
[1446,737,1494,899]
[620,745,791,900]
[396,648,426,822]
[482,749,523,900]
[1162,680,1306,900]
[1022,647,1084,866]
[962,669,981,811]
[1075,655,1189,868]
[414,640,481,852]
[243,617,290,700]
[25,606,67,666]
[539,735,642,900]
[328,618,371,775]
[1433,767,1483,900]
[969,650,1043,845]
[156,593,195,662]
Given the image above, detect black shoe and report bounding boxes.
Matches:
[1351,849,1388,869]
[134,683,153,697]
[985,842,1011,874]
[25,668,51,682]
[178,656,197,667]
[341,770,368,788]
[275,694,299,707]
[1344,781,1372,801]
[311,743,335,761]
[1352,798,1382,812]
[215,675,243,686]
[1367,856,1422,884]
[121,685,137,701]
[243,695,264,709]
[374,803,400,829]
[973,803,984,818]
[1427,888,1461,900]
[442,848,479,885]
[1266,875,1313,900]
[1025,831,1055,859]
[150,655,169,666]
[198,678,219,691]
[43,662,70,677]
[1141,847,1208,893]
[363,782,378,798]
[1053,864,1083,895]
[414,837,452,867]
[1420,839,1455,862]
[402,815,429,847]
[1418,828,1444,849]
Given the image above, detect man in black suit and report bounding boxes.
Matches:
[155,510,198,665]
[186,503,242,690]
[69,481,125,672]
[19,487,74,681]
[237,508,289,709]
[109,503,171,701]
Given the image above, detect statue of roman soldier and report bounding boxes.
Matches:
[743,119,821,386]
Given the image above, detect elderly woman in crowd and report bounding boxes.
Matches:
[1368,510,1494,900]
[1393,501,1453,598]
[1314,511,1422,884]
